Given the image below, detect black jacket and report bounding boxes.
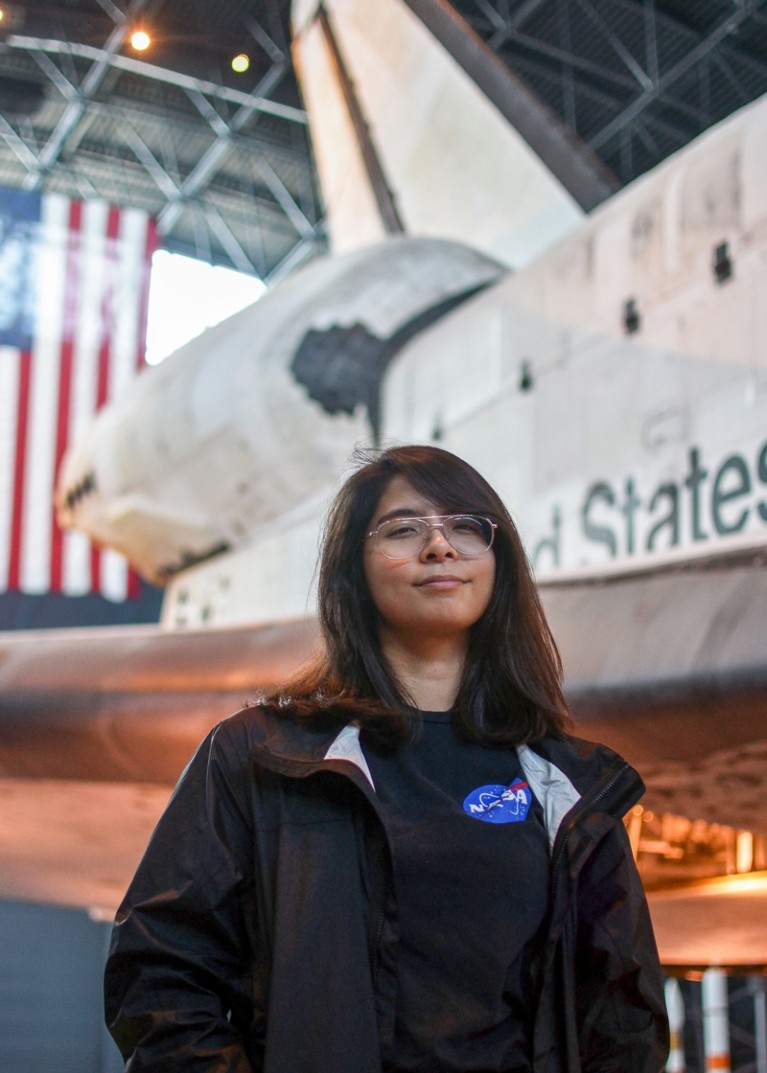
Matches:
[104,706,669,1073]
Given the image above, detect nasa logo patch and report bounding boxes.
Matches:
[463,779,532,824]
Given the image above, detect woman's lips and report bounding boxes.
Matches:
[416,575,466,588]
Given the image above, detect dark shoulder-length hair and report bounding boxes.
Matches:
[269,444,571,748]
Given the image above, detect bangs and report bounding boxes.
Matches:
[378,447,508,523]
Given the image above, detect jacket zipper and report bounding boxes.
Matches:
[550,760,632,882]
[371,908,386,986]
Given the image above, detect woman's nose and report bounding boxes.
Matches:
[421,527,456,559]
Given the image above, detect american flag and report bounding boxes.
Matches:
[0,187,156,603]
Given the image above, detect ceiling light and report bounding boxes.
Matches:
[232,53,250,73]
[0,5,25,31]
[131,30,151,51]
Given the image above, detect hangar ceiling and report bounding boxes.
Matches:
[451,0,767,187]
[1,0,767,280]
[0,0,323,283]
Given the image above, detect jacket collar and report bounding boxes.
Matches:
[522,735,644,851]
[323,723,375,789]
[246,709,642,849]
[246,710,378,796]
[517,744,581,851]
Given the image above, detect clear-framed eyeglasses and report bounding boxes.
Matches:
[366,515,498,560]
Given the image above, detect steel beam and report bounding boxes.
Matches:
[203,204,258,276]
[590,0,765,151]
[21,0,152,189]
[6,36,308,124]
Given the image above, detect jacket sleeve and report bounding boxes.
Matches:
[104,720,258,1073]
[573,820,670,1073]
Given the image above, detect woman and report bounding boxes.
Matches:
[105,444,669,1073]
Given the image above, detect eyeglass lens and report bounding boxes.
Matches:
[376,516,493,559]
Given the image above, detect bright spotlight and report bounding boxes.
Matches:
[131,30,151,51]
[231,53,250,73]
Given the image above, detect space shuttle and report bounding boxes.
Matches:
[2,0,766,964]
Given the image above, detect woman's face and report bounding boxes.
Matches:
[363,475,496,648]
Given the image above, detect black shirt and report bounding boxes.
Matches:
[363,712,550,1073]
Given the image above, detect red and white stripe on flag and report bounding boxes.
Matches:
[0,188,157,602]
